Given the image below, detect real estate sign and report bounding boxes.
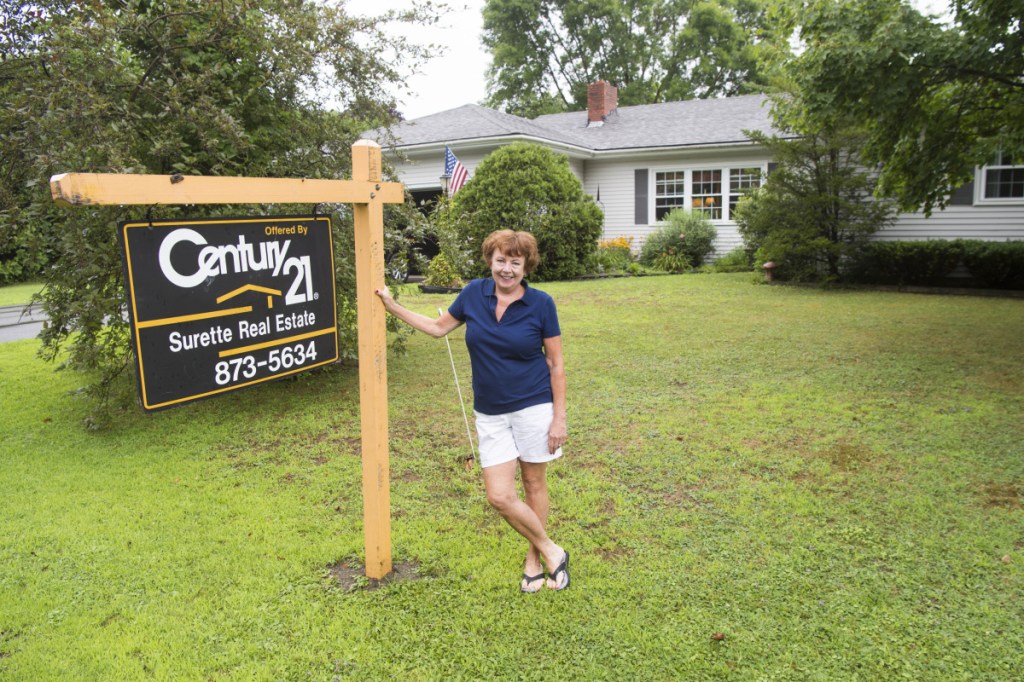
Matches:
[118,215,338,411]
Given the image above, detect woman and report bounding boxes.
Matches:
[375,229,570,592]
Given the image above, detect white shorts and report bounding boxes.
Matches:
[474,402,563,469]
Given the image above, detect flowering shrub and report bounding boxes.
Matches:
[594,236,635,272]
[600,236,634,251]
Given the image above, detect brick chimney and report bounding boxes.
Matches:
[587,80,618,123]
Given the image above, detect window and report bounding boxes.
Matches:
[691,170,722,219]
[729,167,762,213]
[655,171,686,221]
[650,165,766,222]
[983,151,1024,200]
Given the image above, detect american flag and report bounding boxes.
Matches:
[444,146,470,195]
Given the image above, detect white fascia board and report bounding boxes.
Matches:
[386,135,595,160]
[385,136,795,163]
[589,140,785,160]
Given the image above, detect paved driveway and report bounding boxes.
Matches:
[0,303,45,343]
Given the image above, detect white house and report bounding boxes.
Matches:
[365,81,1024,255]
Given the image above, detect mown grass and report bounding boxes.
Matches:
[0,281,41,307]
[1,274,1022,679]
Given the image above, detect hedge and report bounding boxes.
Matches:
[845,240,1024,290]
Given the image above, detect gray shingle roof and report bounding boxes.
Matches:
[367,94,778,152]
[534,94,777,150]
[372,104,586,148]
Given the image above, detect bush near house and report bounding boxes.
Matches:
[845,240,1024,290]
[591,236,635,274]
[447,142,603,282]
[423,253,463,289]
[960,241,1024,290]
[734,124,898,283]
[639,210,717,269]
[707,246,754,273]
[845,240,964,287]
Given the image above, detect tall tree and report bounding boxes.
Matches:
[735,121,898,282]
[788,0,1023,213]
[0,0,438,424]
[482,0,783,117]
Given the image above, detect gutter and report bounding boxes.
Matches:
[378,134,596,159]
[383,135,794,161]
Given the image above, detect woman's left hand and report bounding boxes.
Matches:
[548,418,567,454]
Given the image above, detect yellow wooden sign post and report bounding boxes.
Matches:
[51,140,403,579]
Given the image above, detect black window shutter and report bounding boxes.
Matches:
[767,162,778,175]
[635,169,649,225]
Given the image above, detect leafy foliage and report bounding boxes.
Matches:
[0,0,438,424]
[652,249,691,274]
[447,142,603,281]
[786,0,1024,213]
[707,246,754,272]
[423,253,463,288]
[845,240,965,287]
[429,195,476,282]
[847,239,1024,289]
[960,240,1024,290]
[591,236,635,274]
[482,0,784,116]
[639,210,718,268]
[734,123,897,282]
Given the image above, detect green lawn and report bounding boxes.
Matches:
[0,281,41,307]
[2,274,1022,679]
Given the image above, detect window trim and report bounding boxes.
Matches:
[728,166,764,215]
[974,153,1024,205]
[653,170,687,222]
[691,169,723,220]
[650,163,766,223]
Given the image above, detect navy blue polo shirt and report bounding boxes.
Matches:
[448,278,561,415]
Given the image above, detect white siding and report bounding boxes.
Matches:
[387,148,496,191]
[387,143,1024,259]
[880,204,1024,241]
[582,150,773,257]
[567,158,586,184]
[388,147,587,192]
[580,158,635,243]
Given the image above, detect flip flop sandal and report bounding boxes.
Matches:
[520,571,545,593]
[548,550,570,591]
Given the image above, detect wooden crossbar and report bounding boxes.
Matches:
[50,172,403,207]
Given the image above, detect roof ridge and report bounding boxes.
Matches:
[532,92,771,121]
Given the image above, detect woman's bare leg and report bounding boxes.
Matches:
[520,460,551,579]
[482,459,563,586]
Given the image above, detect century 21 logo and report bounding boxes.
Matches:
[157,228,316,305]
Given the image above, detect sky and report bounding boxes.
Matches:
[343,0,953,122]
[343,0,490,120]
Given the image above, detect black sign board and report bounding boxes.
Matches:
[118,215,338,411]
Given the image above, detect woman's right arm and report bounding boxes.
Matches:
[374,286,463,338]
